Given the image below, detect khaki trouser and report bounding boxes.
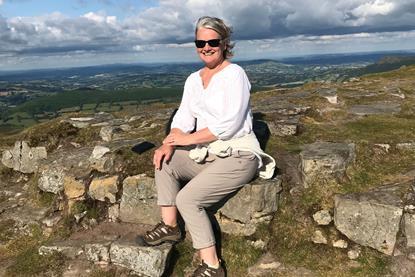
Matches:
[155,148,259,249]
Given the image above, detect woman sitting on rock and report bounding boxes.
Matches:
[140,16,275,277]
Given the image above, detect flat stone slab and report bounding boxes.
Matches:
[39,222,173,276]
[349,102,401,115]
[334,182,410,255]
[110,240,172,277]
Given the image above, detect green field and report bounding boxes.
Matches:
[0,87,183,134]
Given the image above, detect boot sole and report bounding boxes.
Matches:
[136,235,183,247]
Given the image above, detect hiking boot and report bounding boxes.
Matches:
[191,260,226,277]
[137,221,182,246]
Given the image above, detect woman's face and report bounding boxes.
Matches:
[195,27,225,67]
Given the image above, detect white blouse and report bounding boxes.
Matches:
[171,63,253,141]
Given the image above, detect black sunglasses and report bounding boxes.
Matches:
[194,39,221,48]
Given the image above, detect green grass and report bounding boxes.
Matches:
[221,235,263,275]
[5,246,65,276]
[0,219,16,243]
[264,194,392,277]
[170,241,194,276]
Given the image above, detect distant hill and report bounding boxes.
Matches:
[350,55,415,77]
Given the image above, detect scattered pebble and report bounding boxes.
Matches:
[312,210,332,225]
[347,249,361,260]
[374,144,391,153]
[74,211,88,223]
[312,230,328,244]
[249,239,267,250]
[333,239,348,249]
[407,251,415,261]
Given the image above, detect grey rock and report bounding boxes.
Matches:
[248,239,267,250]
[349,102,401,115]
[119,175,160,225]
[334,183,408,255]
[84,241,111,263]
[38,146,93,188]
[312,230,328,244]
[268,117,299,137]
[220,177,282,223]
[110,240,172,277]
[332,239,348,248]
[1,141,47,173]
[91,146,110,159]
[217,177,282,236]
[216,216,257,236]
[397,143,415,151]
[300,142,355,187]
[312,210,332,225]
[39,241,84,259]
[247,252,281,276]
[108,203,120,222]
[374,143,391,153]
[66,113,115,129]
[247,252,316,277]
[38,167,65,194]
[1,201,49,228]
[89,146,114,173]
[347,249,360,260]
[404,213,415,248]
[100,126,123,142]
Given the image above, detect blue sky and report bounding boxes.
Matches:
[1,0,415,70]
[0,0,157,18]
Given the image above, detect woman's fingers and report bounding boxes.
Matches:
[153,149,164,170]
[153,145,174,170]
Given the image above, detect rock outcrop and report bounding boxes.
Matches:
[119,174,160,225]
[334,182,412,255]
[300,142,355,187]
[1,141,47,173]
[39,222,173,276]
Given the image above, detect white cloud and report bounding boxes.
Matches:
[1,0,415,69]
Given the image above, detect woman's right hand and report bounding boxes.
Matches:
[153,144,174,170]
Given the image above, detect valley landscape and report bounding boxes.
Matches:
[0,51,415,276]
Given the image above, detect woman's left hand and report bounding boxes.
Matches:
[163,131,192,146]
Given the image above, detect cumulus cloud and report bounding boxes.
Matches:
[1,0,415,69]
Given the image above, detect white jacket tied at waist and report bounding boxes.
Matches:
[189,132,276,179]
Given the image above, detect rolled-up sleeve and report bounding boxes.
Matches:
[206,68,251,140]
[170,78,196,133]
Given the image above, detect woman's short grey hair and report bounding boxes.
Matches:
[195,16,234,59]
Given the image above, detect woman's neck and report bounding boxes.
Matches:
[205,58,228,71]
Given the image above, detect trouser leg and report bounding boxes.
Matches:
[175,151,259,249]
[155,148,205,206]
